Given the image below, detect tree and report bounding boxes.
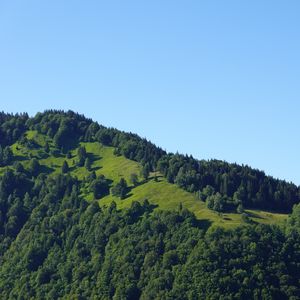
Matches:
[237,204,244,214]
[3,147,13,165]
[77,146,87,167]
[111,178,128,199]
[29,158,40,176]
[44,142,50,153]
[199,185,215,201]
[62,161,69,174]
[130,173,139,186]
[14,162,24,173]
[91,175,110,199]
[206,193,224,212]
[141,163,150,180]
[0,146,13,166]
[84,157,92,171]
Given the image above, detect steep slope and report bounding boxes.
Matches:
[4,129,288,228]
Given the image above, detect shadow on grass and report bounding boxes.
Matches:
[136,176,163,186]
[122,192,133,200]
[88,153,102,161]
[91,166,102,172]
[245,211,264,219]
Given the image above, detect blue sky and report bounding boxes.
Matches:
[0,1,299,184]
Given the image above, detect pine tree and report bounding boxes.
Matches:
[62,161,69,174]
[84,157,92,171]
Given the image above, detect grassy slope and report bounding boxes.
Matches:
[5,131,288,229]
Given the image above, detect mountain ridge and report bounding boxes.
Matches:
[0,110,299,298]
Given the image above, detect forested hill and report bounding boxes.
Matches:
[0,110,300,298]
[1,110,299,212]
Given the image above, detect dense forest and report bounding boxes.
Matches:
[1,110,299,212]
[0,110,299,298]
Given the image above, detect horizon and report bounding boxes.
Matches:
[1,1,300,185]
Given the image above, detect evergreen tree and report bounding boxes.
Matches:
[29,158,40,176]
[142,163,150,180]
[84,157,92,171]
[44,141,50,153]
[62,161,69,174]
[111,178,128,199]
[77,146,87,167]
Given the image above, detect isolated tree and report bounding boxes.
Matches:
[111,178,128,199]
[84,157,92,171]
[237,203,244,214]
[29,158,40,176]
[77,146,87,167]
[44,142,50,153]
[141,163,151,180]
[91,175,110,199]
[62,161,69,174]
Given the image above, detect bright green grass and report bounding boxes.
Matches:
[26,130,49,146]
[99,177,288,228]
[2,131,289,228]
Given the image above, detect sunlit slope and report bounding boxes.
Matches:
[7,131,288,228]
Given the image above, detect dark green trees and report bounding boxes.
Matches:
[29,158,40,176]
[44,141,50,153]
[77,146,87,167]
[111,178,128,199]
[142,163,151,180]
[84,157,92,171]
[206,193,224,212]
[90,175,110,199]
[61,161,69,174]
[0,146,13,167]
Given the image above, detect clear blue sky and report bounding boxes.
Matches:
[0,1,299,185]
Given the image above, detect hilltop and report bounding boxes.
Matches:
[0,110,298,227]
[0,110,299,299]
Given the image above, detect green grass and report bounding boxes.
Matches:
[2,130,289,228]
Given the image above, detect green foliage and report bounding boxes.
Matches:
[84,157,91,171]
[29,158,40,176]
[0,182,298,299]
[130,173,139,186]
[237,203,244,214]
[0,110,298,298]
[111,178,128,199]
[141,163,150,180]
[0,145,13,166]
[77,146,87,167]
[90,175,110,199]
[44,141,50,153]
[61,161,69,174]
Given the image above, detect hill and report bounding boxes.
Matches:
[0,110,299,298]
[3,127,289,228]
